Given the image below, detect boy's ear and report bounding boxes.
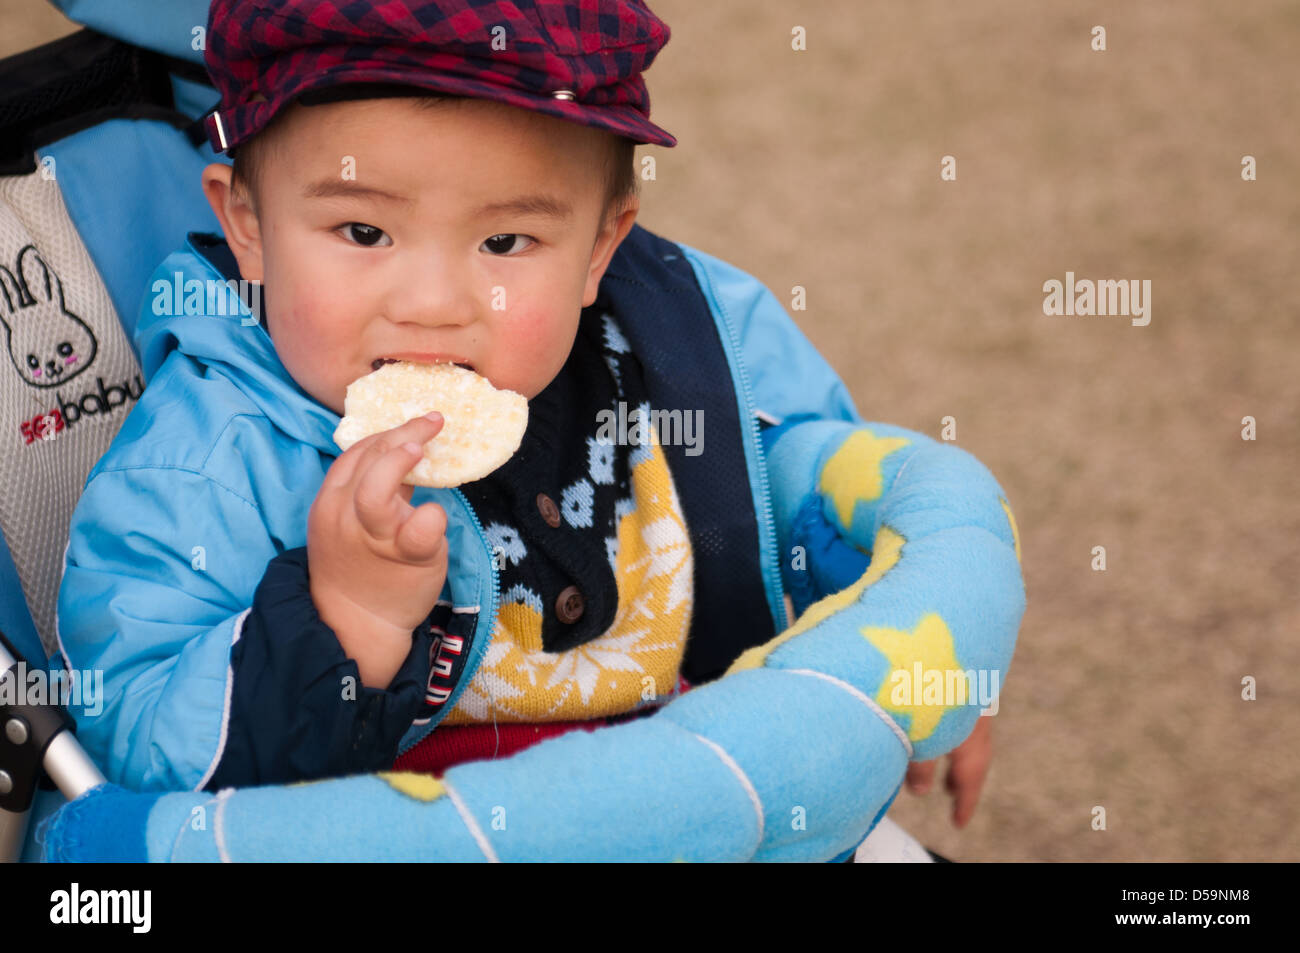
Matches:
[201,162,265,282]
[582,196,640,308]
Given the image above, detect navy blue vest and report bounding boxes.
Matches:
[595,224,779,683]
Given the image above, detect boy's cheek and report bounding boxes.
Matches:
[506,304,577,352]
[264,293,336,380]
[278,262,351,329]
[499,310,575,390]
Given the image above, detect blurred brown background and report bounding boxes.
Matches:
[3,0,1296,861]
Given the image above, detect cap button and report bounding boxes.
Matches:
[551,89,576,101]
[555,586,585,623]
[536,492,562,528]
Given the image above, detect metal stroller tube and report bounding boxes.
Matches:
[0,633,107,862]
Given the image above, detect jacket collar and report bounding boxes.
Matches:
[134,231,344,455]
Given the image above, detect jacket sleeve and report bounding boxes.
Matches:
[57,465,433,792]
[205,545,436,790]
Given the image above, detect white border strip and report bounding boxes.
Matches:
[213,787,236,863]
[442,779,499,863]
[170,795,209,860]
[690,732,765,849]
[195,609,250,792]
[785,668,914,758]
[169,789,227,861]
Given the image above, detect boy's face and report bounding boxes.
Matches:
[203,96,638,415]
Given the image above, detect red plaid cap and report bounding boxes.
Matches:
[203,0,676,154]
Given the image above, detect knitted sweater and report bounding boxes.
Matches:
[396,307,695,774]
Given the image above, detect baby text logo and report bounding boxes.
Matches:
[53,373,143,437]
[151,272,263,327]
[1042,271,1151,326]
[595,401,704,457]
[20,373,144,447]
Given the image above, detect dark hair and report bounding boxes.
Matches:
[230,94,639,225]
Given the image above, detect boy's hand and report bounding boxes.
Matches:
[904,715,993,828]
[308,412,449,689]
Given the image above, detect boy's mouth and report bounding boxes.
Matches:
[372,356,475,373]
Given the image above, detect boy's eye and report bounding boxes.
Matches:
[481,234,535,256]
[338,223,392,247]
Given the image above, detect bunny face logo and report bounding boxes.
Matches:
[0,244,98,389]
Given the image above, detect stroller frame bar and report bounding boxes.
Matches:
[0,633,106,862]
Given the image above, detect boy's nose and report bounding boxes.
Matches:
[389,257,477,328]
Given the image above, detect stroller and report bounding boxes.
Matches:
[0,0,947,862]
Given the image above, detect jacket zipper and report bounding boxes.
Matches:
[705,278,790,633]
[734,344,790,632]
[441,486,500,715]
[396,486,499,754]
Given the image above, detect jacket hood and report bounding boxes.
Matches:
[134,233,343,455]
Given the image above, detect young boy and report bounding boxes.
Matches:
[55,0,1024,856]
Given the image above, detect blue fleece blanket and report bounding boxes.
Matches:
[40,421,1023,861]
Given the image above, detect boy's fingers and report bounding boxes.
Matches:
[320,437,384,492]
[343,415,442,532]
[394,502,447,562]
[926,716,994,825]
[966,712,994,746]
[325,414,443,489]
[352,441,425,537]
[947,755,990,828]
[905,760,936,795]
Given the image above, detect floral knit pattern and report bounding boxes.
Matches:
[441,310,694,723]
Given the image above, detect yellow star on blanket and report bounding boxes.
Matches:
[378,772,447,802]
[818,429,910,532]
[861,613,965,743]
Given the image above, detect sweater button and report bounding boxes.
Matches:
[555,586,585,623]
[536,492,561,528]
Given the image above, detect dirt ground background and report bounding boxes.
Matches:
[4,1,1296,861]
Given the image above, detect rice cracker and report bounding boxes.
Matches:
[333,361,528,487]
